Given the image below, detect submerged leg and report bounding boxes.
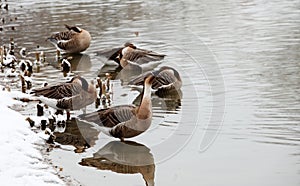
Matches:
[66,111,71,120]
[82,107,87,114]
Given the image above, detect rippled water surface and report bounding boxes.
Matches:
[1,0,300,185]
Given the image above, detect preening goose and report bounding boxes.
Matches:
[31,76,97,119]
[96,42,166,67]
[128,66,182,95]
[47,24,91,54]
[79,74,155,141]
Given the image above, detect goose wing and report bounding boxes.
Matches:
[128,69,175,89]
[55,90,95,110]
[123,48,166,65]
[152,69,177,89]
[79,105,136,128]
[48,30,76,42]
[128,71,152,86]
[31,82,83,99]
[47,30,77,51]
[95,47,123,62]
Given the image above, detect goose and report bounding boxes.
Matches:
[128,66,182,95]
[96,42,166,67]
[47,24,91,54]
[79,74,155,141]
[31,76,97,120]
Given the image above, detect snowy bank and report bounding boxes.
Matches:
[0,89,64,186]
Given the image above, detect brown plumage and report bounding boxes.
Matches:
[31,76,97,119]
[128,66,182,95]
[79,75,155,141]
[47,25,91,54]
[96,42,166,67]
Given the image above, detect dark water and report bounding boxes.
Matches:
[1,0,300,185]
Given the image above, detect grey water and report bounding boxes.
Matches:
[1,0,300,185]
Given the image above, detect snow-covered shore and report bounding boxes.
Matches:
[0,89,65,186]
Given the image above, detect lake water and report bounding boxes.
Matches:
[1,0,300,185]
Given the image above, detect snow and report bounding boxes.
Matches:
[0,88,65,186]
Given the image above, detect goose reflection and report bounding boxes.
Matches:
[97,63,149,85]
[59,53,92,76]
[132,89,182,112]
[51,118,99,151]
[79,141,155,186]
[97,64,122,80]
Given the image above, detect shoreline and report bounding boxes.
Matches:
[0,89,78,185]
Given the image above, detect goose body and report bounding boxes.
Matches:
[31,76,97,119]
[47,25,91,54]
[128,66,182,95]
[96,42,165,67]
[79,75,155,141]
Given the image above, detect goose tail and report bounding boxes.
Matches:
[78,115,112,136]
[37,96,59,110]
[96,125,113,136]
[46,37,58,45]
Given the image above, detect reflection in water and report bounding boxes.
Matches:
[80,141,155,186]
[2,0,300,185]
[97,64,122,79]
[132,89,182,112]
[116,66,143,85]
[52,118,99,151]
[62,53,92,72]
[98,63,160,85]
[57,53,92,76]
[43,53,92,77]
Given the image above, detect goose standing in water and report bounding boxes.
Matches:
[96,42,166,67]
[47,24,91,54]
[79,75,156,141]
[128,66,182,96]
[31,76,97,120]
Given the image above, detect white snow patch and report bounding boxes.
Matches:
[0,89,65,186]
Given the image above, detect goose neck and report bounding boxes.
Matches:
[137,83,152,118]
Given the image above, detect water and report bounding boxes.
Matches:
[1,0,300,185]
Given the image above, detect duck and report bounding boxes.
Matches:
[79,74,155,141]
[31,76,97,120]
[128,66,182,96]
[96,42,166,67]
[47,24,91,54]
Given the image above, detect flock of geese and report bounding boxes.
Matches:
[30,25,182,141]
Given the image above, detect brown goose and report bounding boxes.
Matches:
[128,66,182,96]
[47,24,91,54]
[79,74,155,141]
[96,42,166,67]
[31,76,97,119]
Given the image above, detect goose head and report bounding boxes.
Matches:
[65,24,82,33]
[78,76,89,91]
[124,42,137,49]
[145,74,156,86]
[159,66,182,82]
[69,76,89,91]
